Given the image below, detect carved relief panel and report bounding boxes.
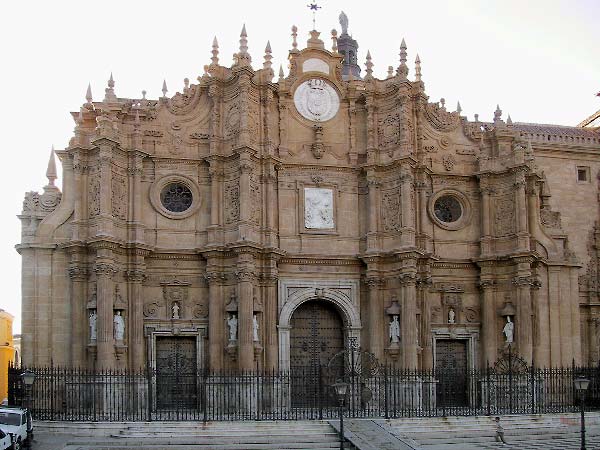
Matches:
[88,171,100,217]
[224,180,240,224]
[381,187,401,232]
[495,195,515,236]
[304,187,334,230]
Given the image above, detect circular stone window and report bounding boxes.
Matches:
[434,196,462,223]
[428,190,471,231]
[160,183,193,213]
[150,175,201,219]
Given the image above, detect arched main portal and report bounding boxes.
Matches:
[289,299,345,407]
[289,300,345,370]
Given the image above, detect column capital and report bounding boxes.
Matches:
[478,279,496,290]
[68,266,88,280]
[126,269,146,282]
[94,262,118,278]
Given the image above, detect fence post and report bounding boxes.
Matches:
[384,365,389,419]
[530,363,535,414]
[486,361,491,416]
[146,365,153,422]
[202,368,208,423]
[318,364,323,420]
[508,344,513,414]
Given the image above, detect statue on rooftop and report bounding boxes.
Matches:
[339,11,349,35]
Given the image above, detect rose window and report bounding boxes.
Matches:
[433,196,462,223]
[160,183,193,213]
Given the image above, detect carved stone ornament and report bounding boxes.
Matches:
[224,180,240,224]
[382,188,401,231]
[293,78,340,122]
[304,187,334,229]
[143,301,160,318]
[111,174,127,220]
[424,102,461,132]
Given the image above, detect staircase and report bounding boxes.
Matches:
[381,413,600,448]
[38,420,354,450]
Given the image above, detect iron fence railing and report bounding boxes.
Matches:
[8,364,600,421]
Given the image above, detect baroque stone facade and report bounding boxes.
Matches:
[17,17,600,373]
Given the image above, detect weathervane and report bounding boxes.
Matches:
[307,2,322,30]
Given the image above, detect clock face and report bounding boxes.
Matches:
[293,78,340,122]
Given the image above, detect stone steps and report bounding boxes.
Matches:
[38,420,353,450]
[383,413,600,446]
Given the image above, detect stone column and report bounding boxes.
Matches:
[236,256,255,370]
[98,144,114,236]
[130,153,144,243]
[514,172,529,251]
[400,168,415,246]
[206,269,224,371]
[20,249,36,366]
[263,274,279,371]
[532,277,550,367]
[126,268,146,370]
[366,175,379,251]
[479,279,497,366]
[570,267,582,365]
[559,269,574,367]
[418,277,433,369]
[480,180,492,256]
[94,257,117,369]
[401,274,418,369]
[36,249,53,366]
[514,276,533,364]
[264,167,278,248]
[365,277,383,361]
[72,153,84,241]
[548,267,562,366]
[68,254,87,368]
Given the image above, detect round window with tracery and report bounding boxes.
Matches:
[434,196,462,223]
[160,183,193,213]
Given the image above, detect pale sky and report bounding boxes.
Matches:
[1,0,598,333]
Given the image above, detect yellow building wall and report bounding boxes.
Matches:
[0,311,15,401]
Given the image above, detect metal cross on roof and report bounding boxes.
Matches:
[307,2,322,30]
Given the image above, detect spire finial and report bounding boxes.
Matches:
[46,146,57,187]
[211,36,220,66]
[440,98,446,110]
[236,24,252,67]
[387,66,394,79]
[414,54,422,82]
[278,64,285,82]
[85,83,93,106]
[331,29,338,53]
[339,11,349,35]
[104,73,117,102]
[291,25,298,52]
[397,38,409,79]
[263,41,273,71]
[364,50,374,81]
[506,114,513,126]
[456,101,462,114]
[134,108,140,128]
[162,79,168,98]
[142,90,147,100]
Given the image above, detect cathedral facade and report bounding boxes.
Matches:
[17,17,600,376]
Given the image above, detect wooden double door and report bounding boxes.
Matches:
[435,339,468,406]
[155,336,198,409]
[289,300,345,407]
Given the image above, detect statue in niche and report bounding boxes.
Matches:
[227,314,238,342]
[89,310,97,341]
[172,302,180,319]
[448,308,456,324]
[503,316,514,344]
[253,314,259,342]
[113,311,125,341]
[389,315,400,344]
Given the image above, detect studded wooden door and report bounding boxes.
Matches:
[290,300,344,407]
[155,336,197,409]
[435,339,468,406]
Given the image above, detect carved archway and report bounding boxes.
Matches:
[278,279,362,371]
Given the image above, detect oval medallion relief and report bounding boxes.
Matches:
[293,78,340,122]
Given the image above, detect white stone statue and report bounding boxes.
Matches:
[389,315,400,344]
[227,314,238,342]
[113,311,125,341]
[253,314,259,342]
[448,308,456,324]
[89,310,97,341]
[503,316,514,344]
[172,302,180,319]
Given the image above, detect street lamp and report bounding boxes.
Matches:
[332,381,349,450]
[574,376,590,450]
[20,370,35,411]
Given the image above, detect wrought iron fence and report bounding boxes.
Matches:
[8,364,600,421]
